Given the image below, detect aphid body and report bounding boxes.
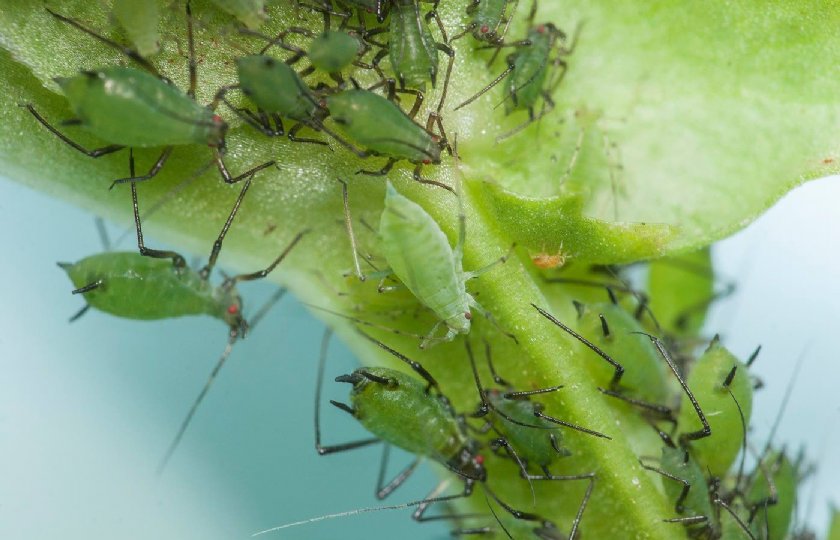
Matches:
[326,92,446,183]
[505,23,557,113]
[466,0,516,42]
[236,55,323,124]
[56,68,225,148]
[308,30,362,74]
[677,340,753,478]
[388,0,441,89]
[379,182,471,341]
[112,0,159,57]
[59,253,245,331]
[209,0,267,30]
[341,366,484,478]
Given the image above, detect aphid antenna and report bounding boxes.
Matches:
[156,287,290,474]
[44,7,168,82]
[632,331,711,447]
[758,345,810,461]
[484,493,516,540]
[302,302,434,343]
[356,328,442,394]
[250,483,464,536]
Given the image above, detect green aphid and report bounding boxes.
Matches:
[58,160,305,470]
[208,0,267,30]
[212,55,341,146]
[377,182,511,347]
[456,2,579,141]
[570,300,669,404]
[641,431,756,539]
[314,330,486,517]
[746,452,798,540]
[27,7,273,187]
[677,339,754,479]
[308,30,362,74]
[112,0,159,57]
[452,0,519,45]
[648,247,727,339]
[325,89,450,186]
[374,0,454,92]
[466,340,604,479]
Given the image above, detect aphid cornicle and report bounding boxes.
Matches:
[26,5,273,188]
[456,1,580,141]
[58,152,307,470]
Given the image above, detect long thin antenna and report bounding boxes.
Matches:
[157,289,288,474]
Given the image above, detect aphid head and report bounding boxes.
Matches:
[446,311,472,335]
[221,295,247,338]
[207,113,228,150]
[454,448,487,482]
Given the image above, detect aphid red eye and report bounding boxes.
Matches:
[537,24,546,33]
[475,455,485,465]
[423,159,431,164]
[212,114,223,124]
[464,311,472,320]
[480,24,489,34]
[227,304,239,315]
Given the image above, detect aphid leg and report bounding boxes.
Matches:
[24,104,124,157]
[213,148,276,185]
[435,44,456,115]
[462,245,515,281]
[315,329,381,455]
[110,146,174,189]
[559,124,586,185]
[639,333,712,446]
[339,179,366,281]
[639,459,693,514]
[532,304,625,389]
[357,157,396,177]
[222,229,308,287]
[199,176,255,279]
[67,304,93,323]
[530,473,595,540]
[44,8,167,81]
[495,94,557,142]
[375,444,423,499]
[466,295,518,344]
[288,122,330,146]
[412,163,456,192]
[128,151,187,268]
[412,480,477,522]
[489,437,536,503]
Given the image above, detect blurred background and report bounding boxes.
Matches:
[0,175,837,539]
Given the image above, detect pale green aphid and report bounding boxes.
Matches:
[209,0,267,30]
[677,338,754,479]
[112,0,159,57]
[746,452,797,540]
[377,181,510,347]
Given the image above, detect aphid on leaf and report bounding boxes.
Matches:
[26,4,273,188]
[456,1,581,141]
[58,154,306,470]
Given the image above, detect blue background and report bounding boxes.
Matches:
[0,177,837,538]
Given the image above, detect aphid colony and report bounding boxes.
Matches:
[26,1,812,539]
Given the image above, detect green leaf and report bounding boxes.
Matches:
[0,0,831,538]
